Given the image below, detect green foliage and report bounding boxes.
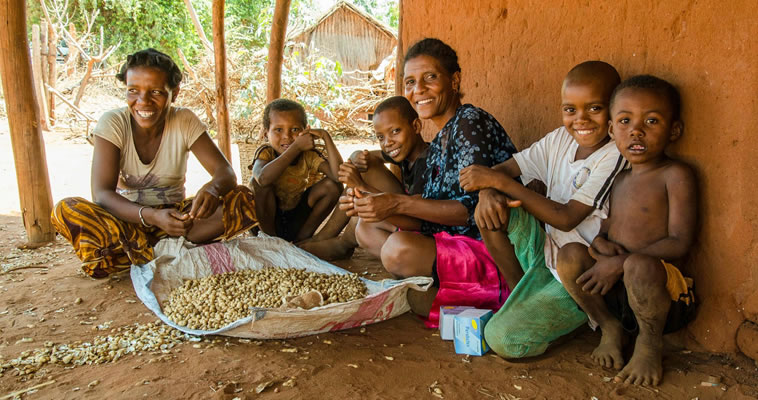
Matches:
[26,0,396,68]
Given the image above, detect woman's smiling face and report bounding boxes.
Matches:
[403,55,461,128]
[125,66,176,134]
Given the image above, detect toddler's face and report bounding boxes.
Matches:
[266,110,306,155]
[610,88,682,165]
[561,81,611,152]
[373,108,422,162]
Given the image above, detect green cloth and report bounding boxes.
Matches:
[484,207,588,358]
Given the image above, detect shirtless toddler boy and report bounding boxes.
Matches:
[557,75,697,386]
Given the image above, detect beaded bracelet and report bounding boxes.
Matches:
[138,206,153,228]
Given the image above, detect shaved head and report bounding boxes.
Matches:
[563,61,621,100]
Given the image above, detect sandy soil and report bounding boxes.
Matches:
[1,121,757,399]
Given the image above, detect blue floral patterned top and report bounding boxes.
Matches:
[420,104,518,238]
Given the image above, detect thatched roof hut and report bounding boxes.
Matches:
[289,1,397,79]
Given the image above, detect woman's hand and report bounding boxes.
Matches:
[339,188,357,217]
[460,165,507,192]
[348,150,371,172]
[352,190,398,222]
[338,162,367,190]
[189,183,221,220]
[147,208,194,237]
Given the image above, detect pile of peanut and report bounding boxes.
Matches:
[0,322,191,377]
[162,268,367,330]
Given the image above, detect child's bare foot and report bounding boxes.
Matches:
[592,319,625,370]
[298,237,356,260]
[614,336,663,386]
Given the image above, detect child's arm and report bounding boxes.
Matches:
[308,128,343,181]
[253,134,313,187]
[631,163,697,260]
[466,170,594,232]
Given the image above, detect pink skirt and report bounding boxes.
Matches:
[424,231,510,328]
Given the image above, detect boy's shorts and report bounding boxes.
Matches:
[604,260,697,335]
[275,187,313,242]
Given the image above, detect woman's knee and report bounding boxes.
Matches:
[380,232,435,277]
[380,234,413,277]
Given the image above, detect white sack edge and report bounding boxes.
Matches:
[131,235,432,339]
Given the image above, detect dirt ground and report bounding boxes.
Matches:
[1,121,758,399]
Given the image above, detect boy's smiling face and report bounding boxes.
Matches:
[266,110,306,155]
[373,108,423,163]
[610,87,683,165]
[561,81,612,153]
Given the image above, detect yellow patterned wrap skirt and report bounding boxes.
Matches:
[51,186,257,278]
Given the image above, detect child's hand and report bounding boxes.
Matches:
[459,165,505,192]
[591,236,627,257]
[339,188,357,216]
[305,127,329,140]
[577,249,626,295]
[293,131,315,151]
[349,150,370,172]
[338,162,367,190]
[474,188,522,230]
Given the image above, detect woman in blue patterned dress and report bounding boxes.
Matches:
[341,38,519,325]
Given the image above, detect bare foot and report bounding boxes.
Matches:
[407,287,438,318]
[592,320,625,370]
[614,337,663,386]
[298,237,356,261]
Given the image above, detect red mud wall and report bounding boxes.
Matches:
[401,1,758,354]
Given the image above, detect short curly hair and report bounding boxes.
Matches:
[374,96,418,124]
[116,48,183,89]
[262,99,308,131]
[611,75,681,121]
[404,38,461,75]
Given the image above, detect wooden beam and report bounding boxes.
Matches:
[267,0,291,103]
[212,0,231,160]
[0,0,56,245]
[395,0,403,96]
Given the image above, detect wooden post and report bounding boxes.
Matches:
[212,0,231,160]
[184,0,214,54]
[0,0,56,245]
[31,24,49,130]
[267,0,291,103]
[395,0,404,95]
[47,21,57,125]
[66,23,78,77]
